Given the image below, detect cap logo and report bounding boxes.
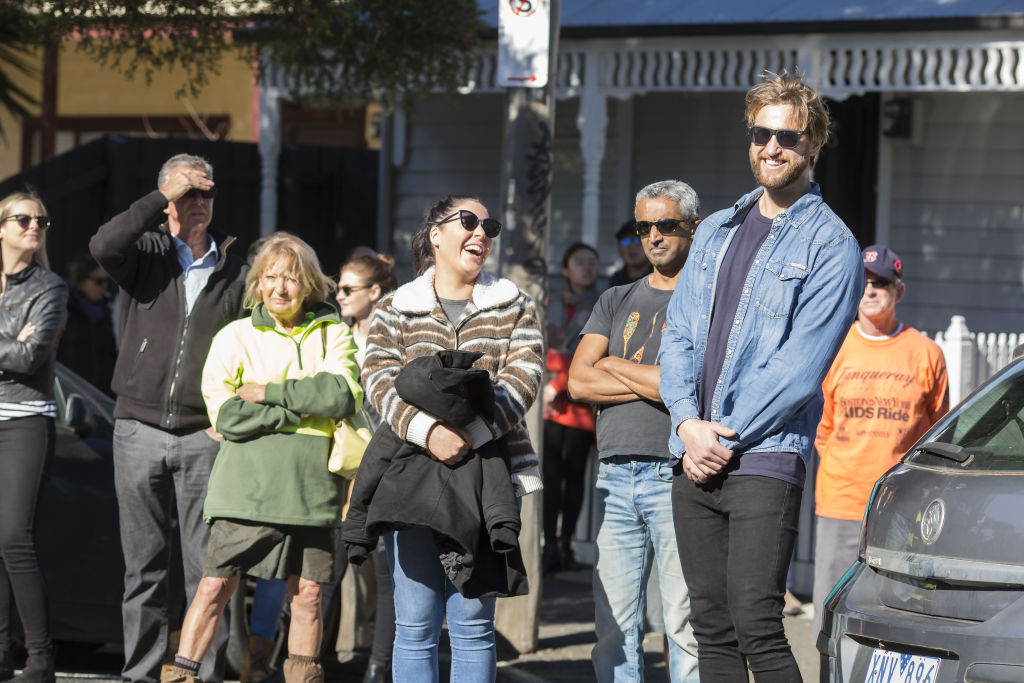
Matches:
[894,260,903,277]
[864,250,878,263]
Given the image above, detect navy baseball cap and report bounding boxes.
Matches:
[862,244,903,279]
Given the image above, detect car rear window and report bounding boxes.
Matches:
[908,360,1024,471]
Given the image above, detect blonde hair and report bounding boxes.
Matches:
[243,232,333,310]
[745,70,830,151]
[0,191,50,270]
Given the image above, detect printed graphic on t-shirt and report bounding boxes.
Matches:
[625,311,667,364]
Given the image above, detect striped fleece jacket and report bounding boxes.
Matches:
[361,266,544,496]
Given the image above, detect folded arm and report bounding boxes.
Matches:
[0,282,67,376]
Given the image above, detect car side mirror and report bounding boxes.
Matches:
[64,393,94,436]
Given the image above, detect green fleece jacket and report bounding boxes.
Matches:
[201,302,363,527]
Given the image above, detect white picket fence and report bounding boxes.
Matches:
[927,315,1024,406]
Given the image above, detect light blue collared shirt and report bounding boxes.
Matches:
[171,233,218,315]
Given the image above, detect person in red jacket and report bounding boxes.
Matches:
[542,242,599,573]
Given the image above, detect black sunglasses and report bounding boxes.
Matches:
[183,187,217,200]
[435,210,502,239]
[634,219,693,237]
[338,285,371,296]
[4,214,52,230]
[865,278,894,289]
[748,125,807,149]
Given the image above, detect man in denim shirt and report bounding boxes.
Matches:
[658,71,863,681]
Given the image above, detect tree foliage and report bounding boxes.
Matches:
[14,0,484,107]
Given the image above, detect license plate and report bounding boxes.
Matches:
[864,647,940,683]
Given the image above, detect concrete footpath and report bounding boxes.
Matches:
[496,567,819,682]
[52,567,818,683]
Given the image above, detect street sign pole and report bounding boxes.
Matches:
[494,0,560,654]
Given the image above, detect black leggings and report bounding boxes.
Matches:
[0,416,54,656]
[368,546,395,666]
[541,421,593,547]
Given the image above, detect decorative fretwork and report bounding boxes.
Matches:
[456,35,1024,97]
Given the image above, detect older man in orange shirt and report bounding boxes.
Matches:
[812,244,949,638]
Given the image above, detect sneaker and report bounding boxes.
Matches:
[541,545,561,575]
[241,637,277,683]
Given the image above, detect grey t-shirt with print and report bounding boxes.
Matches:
[580,277,674,459]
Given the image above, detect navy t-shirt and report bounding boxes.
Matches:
[699,203,805,488]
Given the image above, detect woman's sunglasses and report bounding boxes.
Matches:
[3,214,52,230]
[634,219,693,237]
[747,125,806,149]
[338,285,370,297]
[435,210,502,239]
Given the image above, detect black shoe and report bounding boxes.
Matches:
[361,660,391,683]
[11,650,54,683]
[559,543,589,572]
[541,545,561,575]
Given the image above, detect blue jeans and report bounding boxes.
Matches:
[672,473,802,682]
[384,527,496,682]
[592,457,700,682]
[113,419,228,683]
[250,578,288,640]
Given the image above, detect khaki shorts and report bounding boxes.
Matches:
[203,519,335,583]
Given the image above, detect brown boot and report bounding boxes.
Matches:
[283,656,323,683]
[159,665,203,683]
[240,636,277,683]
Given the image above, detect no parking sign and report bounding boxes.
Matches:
[498,0,550,87]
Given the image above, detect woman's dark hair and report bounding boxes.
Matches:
[340,253,400,294]
[561,242,598,268]
[410,194,480,276]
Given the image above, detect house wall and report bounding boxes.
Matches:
[886,92,1024,334]
[631,91,752,220]
[0,42,256,181]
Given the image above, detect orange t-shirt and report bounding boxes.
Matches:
[814,323,949,520]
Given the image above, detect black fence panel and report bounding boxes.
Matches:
[0,135,377,280]
[278,144,379,276]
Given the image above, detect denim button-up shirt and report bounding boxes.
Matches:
[659,183,863,464]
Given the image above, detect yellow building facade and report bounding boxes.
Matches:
[0,41,258,180]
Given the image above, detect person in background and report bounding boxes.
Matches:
[90,153,248,683]
[161,232,362,683]
[542,242,600,574]
[361,194,543,681]
[659,71,863,680]
[337,253,399,375]
[335,251,399,683]
[569,180,701,682]
[0,191,68,683]
[57,254,117,396]
[812,244,948,637]
[607,220,652,288]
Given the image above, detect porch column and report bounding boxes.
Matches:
[577,49,607,246]
[258,84,282,237]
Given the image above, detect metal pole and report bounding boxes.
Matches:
[494,0,560,655]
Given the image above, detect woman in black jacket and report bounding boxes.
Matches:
[0,192,68,683]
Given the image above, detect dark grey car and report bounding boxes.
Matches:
[819,356,1024,683]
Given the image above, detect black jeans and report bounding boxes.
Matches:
[672,473,803,682]
[541,421,593,548]
[0,416,54,657]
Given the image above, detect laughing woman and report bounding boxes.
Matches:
[160,233,362,683]
[0,192,67,683]
[361,195,544,682]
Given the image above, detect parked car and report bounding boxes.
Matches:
[819,354,1024,683]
